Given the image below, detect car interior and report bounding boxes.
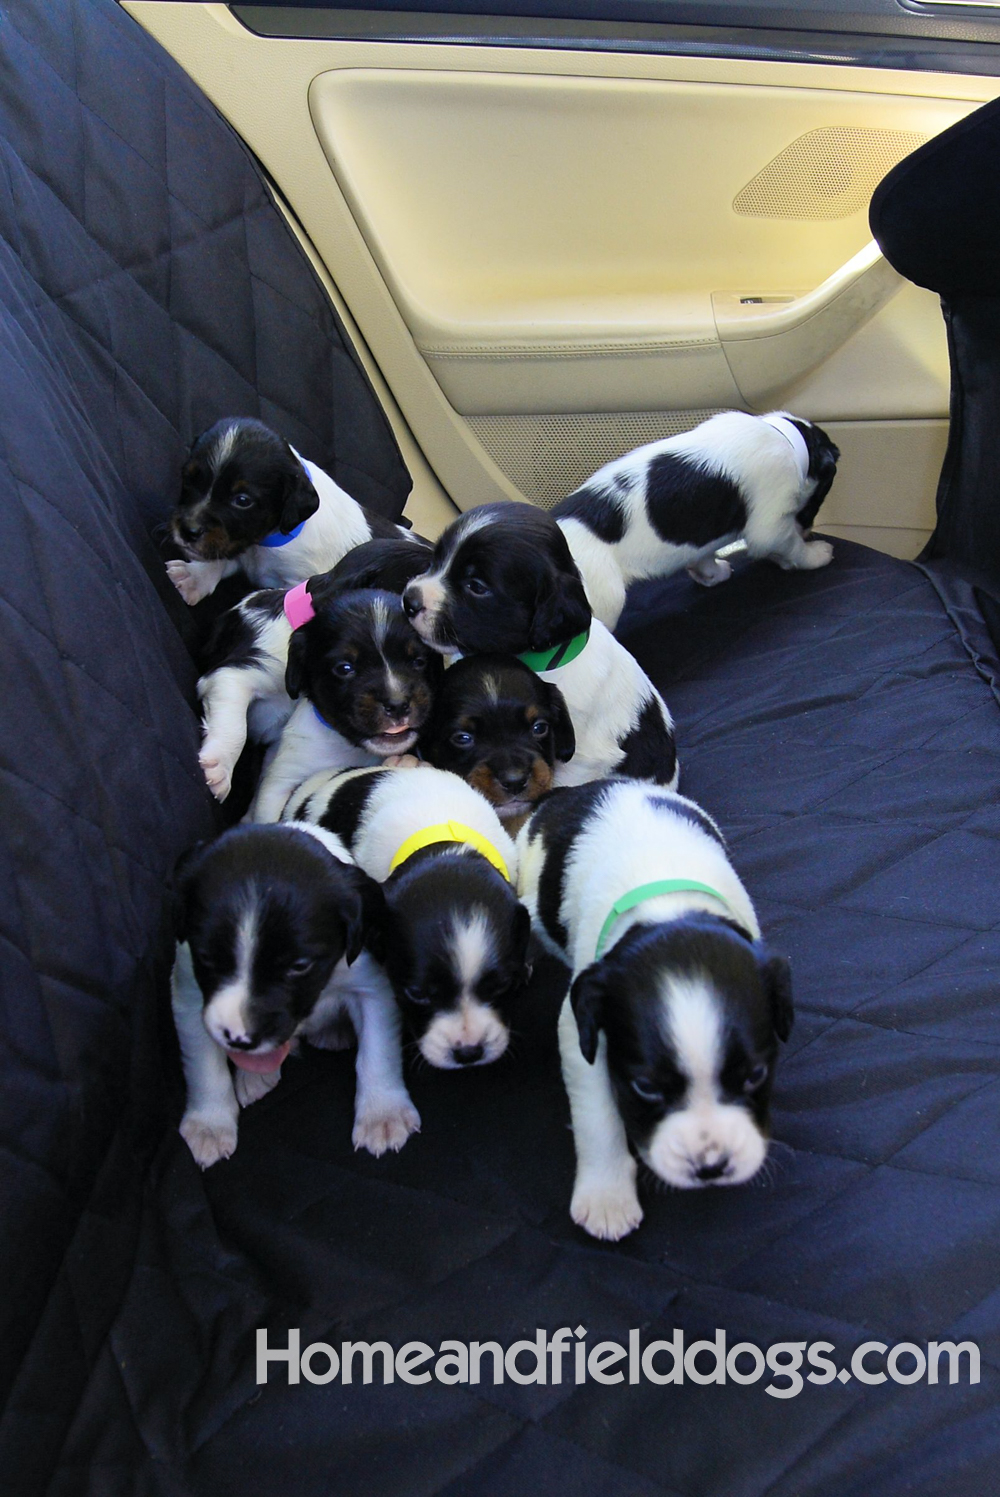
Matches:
[3,0,1000,1492]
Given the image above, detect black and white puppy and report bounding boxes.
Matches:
[197,537,433,801]
[249,589,442,823]
[285,765,529,1069]
[170,821,419,1167]
[403,505,678,789]
[517,779,793,1241]
[166,417,418,607]
[419,655,575,832]
[552,410,841,629]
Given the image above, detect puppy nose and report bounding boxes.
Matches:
[179,521,205,542]
[695,1156,730,1182]
[222,1028,257,1050]
[402,587,423,619]
[498,769,529,793]
[381,697,409,721]
[452,1043,484,1066]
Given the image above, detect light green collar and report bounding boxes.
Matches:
[518,626,591,673]
[595,879,735,958]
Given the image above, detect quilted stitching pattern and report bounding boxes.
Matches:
[41,542,1000,1497]
[0,0,409,1470]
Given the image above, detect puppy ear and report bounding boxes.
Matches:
[284,625,310,700]
[569,964,606,1065]
[339,865,387,966]
[279,458,320,534]
[512,901,532,964]
[170,841,208,941]
[542,680,575,762]
[758,948,794,1043]
[529,563,592,652]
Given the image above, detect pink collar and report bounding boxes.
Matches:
[283,580,315,630]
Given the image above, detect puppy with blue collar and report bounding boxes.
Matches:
[166,417,420,607]
[285,765,530,1070]
[171,821,419,1168]
[552,410,841,630]
[403,505,678,789]
[517,779,793,1240]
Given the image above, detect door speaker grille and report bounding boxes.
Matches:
[733,127,928,221]
[466,409,723,507]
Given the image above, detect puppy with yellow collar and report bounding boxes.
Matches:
[284,765,530,1070]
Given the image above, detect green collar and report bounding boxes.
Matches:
[595,879,735,958]
[518,627,591,673]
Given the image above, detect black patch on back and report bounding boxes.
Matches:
[552,485,627,543]
[529,781,612,953]
[615,696,677,786]
[361,505,412,540]
[644,451,747,548]
[200,588,286,674]
[315,772,383,852]
[646,794,726,848]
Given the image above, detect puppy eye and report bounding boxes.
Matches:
[333,661,356,678]
[404,986,431,1007]
[630,1078,664,1105]
[531,720,549,738]
[450,730,474,749]
[463,578,490,598]
[229,493,255,510]
[287,958,314,976]
[744,1063,768,1092]
[411,655,428,672]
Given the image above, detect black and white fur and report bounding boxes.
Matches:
[249,589,442,823]
[197,537,433,802]
[285,765,528,1069]
[170,821,419,1168]
[418,655,575,831]
[552,410,840,630]
[403,505,678,789]
[166,417,418,607]
[517,780,793,1240]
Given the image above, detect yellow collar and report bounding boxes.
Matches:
[387,821,511,882]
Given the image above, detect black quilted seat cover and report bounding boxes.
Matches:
[0,0,409,1478]
[34,542,1000,1497]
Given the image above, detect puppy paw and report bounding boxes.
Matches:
[383,753,422,770]
[571,1178,644,1241]
[199,744,234,801]
[800,538,834,570]
[180,1110,238,1169]
[233,1066,281,1109]
[687,556,732,587]
[353,1096,421,1156]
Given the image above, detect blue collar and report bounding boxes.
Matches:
[312,704,335,731]
[258,457,313,548]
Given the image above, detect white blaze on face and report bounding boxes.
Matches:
[202,905,257,1050]
[210,422,240,475]
[418,909,510,1068]
[643,976,767,1188]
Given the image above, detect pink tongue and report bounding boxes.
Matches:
[381,725,410,736]
[227,1041,291,1073]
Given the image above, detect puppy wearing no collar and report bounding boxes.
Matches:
[419,655,576,833]
[285,765,530,1070]
[403,505,678,789]
[552,410,841,630]
[166,417,420,607]
[170,821,419,1168]
[196,537,433,802]
[247,587,443,823]
[517,779,793,1241]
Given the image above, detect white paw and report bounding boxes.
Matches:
[167,558,212,606]
[800,538,834,570]
[233,1065,281,1108]
[180,1109,238,1168]
[383,753,422,770]
[198,744,235,801]
[687,556,732,587]
[352,1096,421,1156]
[571,1177,644,1241]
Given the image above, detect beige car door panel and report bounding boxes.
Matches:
[126,4,999,553]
